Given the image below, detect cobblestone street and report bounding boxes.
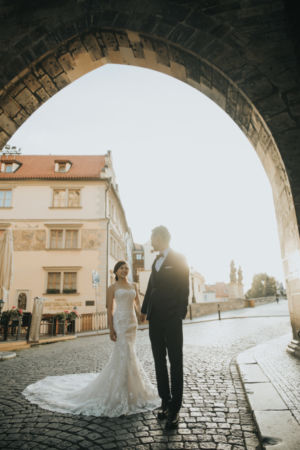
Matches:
[0,311,291,449]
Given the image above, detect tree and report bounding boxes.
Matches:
[230,260,237,283]
[238,266,243,285]
[264,276,277,296]
[246,273,277,298]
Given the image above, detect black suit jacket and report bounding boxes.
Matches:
[141,249,189,320]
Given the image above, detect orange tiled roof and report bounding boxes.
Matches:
[205,282,229,298]
[0,155,107,179]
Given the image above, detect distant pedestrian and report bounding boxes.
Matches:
[276,294,279,304]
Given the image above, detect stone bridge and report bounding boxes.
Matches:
[0,0,300,354]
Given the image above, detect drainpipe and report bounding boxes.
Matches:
[105,179,111,308]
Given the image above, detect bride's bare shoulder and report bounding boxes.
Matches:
[108,283,117,292]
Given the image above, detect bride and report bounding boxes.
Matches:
[22,261,160,417]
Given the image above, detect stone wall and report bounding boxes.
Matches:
[189,296,278,319]
[190,299,247,319]
[247,296,276,306]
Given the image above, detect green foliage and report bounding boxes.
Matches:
[246,273,277,298]
[56,309,80,321]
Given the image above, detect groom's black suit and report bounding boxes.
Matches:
[141,249,189,413]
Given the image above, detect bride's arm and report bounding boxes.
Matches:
[107,286,117,341]
[133,283,141,321]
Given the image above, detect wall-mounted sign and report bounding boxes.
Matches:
[92,270,100,287]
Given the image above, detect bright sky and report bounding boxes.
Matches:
[8,64,285,290]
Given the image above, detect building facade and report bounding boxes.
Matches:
[132,243,144,282]
[0,151,132,314]
[190,269,205,303]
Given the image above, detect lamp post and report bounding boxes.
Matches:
[191,267,196,304]
[92,270,100,313]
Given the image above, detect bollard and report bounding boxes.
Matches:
[217,304,221,320]
[189,304,193,320]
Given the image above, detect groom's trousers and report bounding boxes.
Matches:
[149,316,183,413]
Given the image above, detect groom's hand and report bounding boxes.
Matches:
[110,328,117,341]
[140,313,147,323]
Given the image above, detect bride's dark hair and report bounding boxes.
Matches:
[113,260,127,281]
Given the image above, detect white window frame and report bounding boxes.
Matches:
[43,266,81,295]
[51,187,82,208]
[0,189,13,208]
[54,161,72,173]
[45,224,82,250]
[0,162,21,173]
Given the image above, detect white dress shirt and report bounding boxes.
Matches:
[155,248,170,272]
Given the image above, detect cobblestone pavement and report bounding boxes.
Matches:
[0,314,291,450]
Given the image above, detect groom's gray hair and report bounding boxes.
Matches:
[152,225,171,244]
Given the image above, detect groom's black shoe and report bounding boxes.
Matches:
[165,410,180,429]
[157,400,170,420]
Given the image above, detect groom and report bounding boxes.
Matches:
[140,226,189,429]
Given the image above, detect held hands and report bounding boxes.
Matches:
[140,313,147,323]
[110,328,117,342]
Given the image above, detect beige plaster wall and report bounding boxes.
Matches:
[0,179,116,313]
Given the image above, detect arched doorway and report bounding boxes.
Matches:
[0,1,299,355]
[17,292,27,310]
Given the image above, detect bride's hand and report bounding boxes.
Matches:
[140,313,146,323]
[110,328,117,342]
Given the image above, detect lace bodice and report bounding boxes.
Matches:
[22,287,160,417]
[114,287,136,312]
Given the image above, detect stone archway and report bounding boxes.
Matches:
[0,1,300,356]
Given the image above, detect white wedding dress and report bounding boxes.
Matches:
[22,288,160,417]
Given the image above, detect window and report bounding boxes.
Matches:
[4,163,13,173]
[53,189,66,207]
[68,189,80,207]
[46,271,77,294]
[65,230,78,248]
[135,254,143,260]
[52,188,80,207]
[0,161,21,173]
[47,272,61,294]
[54,161,71,173]
[63,272,77,293]
[50,229,78,249]
[58,162,67,172]
[0,190,12,207]
[50,230,63,249]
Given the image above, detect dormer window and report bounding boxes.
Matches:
[5,163,13,173]
[0,161,21,173]
[54,161,72,173]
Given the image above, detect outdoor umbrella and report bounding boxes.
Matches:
[0,229,13,303]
